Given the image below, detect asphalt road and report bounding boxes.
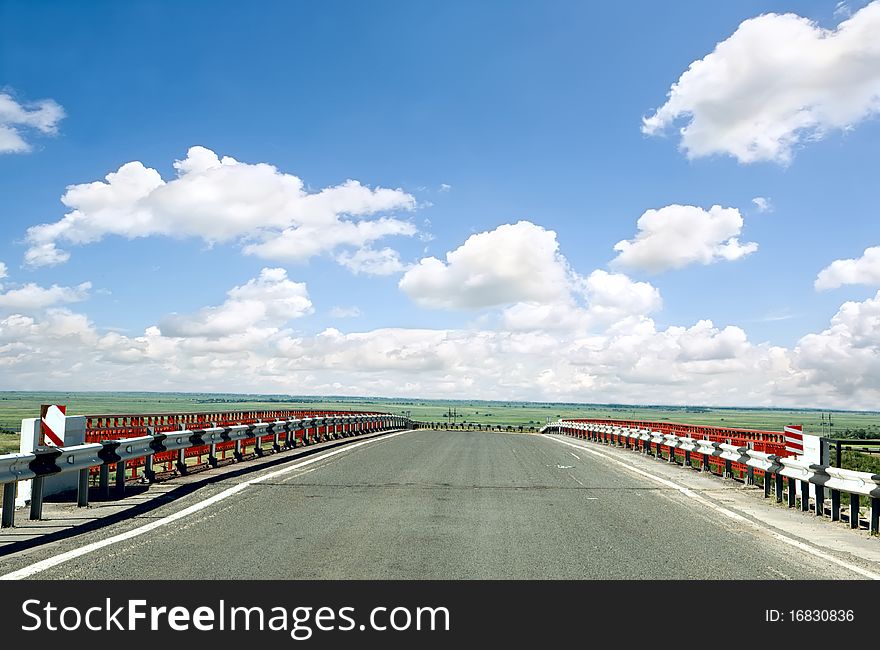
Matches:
[2,430,869,579]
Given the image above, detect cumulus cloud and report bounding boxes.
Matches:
[0,91,65,154]
[815,246,880,290]
[399,221,572,309]
[336,247,407,276]
[792,290,880,399]
[158,268,312,338]
[0,261,7,279]
[642,2,880,163]
[0,281,91,311]
[499,270,661,333]
[24,146,417,269]
[611,204,758,273]
[3,277,880,408]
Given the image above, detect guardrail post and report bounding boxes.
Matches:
[774,472,783,503]
[2,482,15,527]
[77,468,89,507]
[763,472,770,498]
[99,464,110,500]
[701,452,710,473]
[176,449,187,475]
[871,498,879,534]
[787,477,796,508]
[208,443,218,467]
[850,493,860,529]
[144,455,156,483]
[723,458,732,479]
[116,460,126,495]
[234,440,243,462]
[830,489,840,522]
[683,449,691,468]
[746,465,754,486]
[29,476,45,520]
[799,480,809,512]
[815,485,824,517]
[273,431,281,452]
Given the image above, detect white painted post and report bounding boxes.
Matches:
[16,415,87,506]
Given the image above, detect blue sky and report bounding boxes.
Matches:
[1,1,879,408]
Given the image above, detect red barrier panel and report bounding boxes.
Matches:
[84,409,382,477]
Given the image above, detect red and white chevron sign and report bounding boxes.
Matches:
[40,404,67,447]
[784,424,804,456]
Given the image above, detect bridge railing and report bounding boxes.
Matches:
[542,419,880,534]
[0,413,412,528]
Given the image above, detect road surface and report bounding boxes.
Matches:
[1,429,877,579]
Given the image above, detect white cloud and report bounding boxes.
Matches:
[0,281,91,311]
[834,2,852,19]
[751,196,772,213]
[329,306,362,318]
[0,91,65,154]
[0,262,7,279]
[498,271,661,334]
[24,146,417,269]
[23,242,70,267]
[3,278,880,408]
[158,268,312,338]
[439,183,452,192]
[642,2,880,163]
[611,204,758,273]
[792,290,880,399]
[815,246,880,290]
[399,221,572,309]
[336,247,407,276]
[580,269,662,324]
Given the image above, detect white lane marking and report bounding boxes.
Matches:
[0,430,412,581]
[543,435,880,581]
[569,452,580,460]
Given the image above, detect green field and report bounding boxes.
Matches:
[2,391,879,456]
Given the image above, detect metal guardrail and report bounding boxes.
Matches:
[542,420,880,534]
[1,414,411,527]
[830,438,880,468]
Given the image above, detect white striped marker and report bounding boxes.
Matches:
[783,424,804,457]
[41,404,66,447]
